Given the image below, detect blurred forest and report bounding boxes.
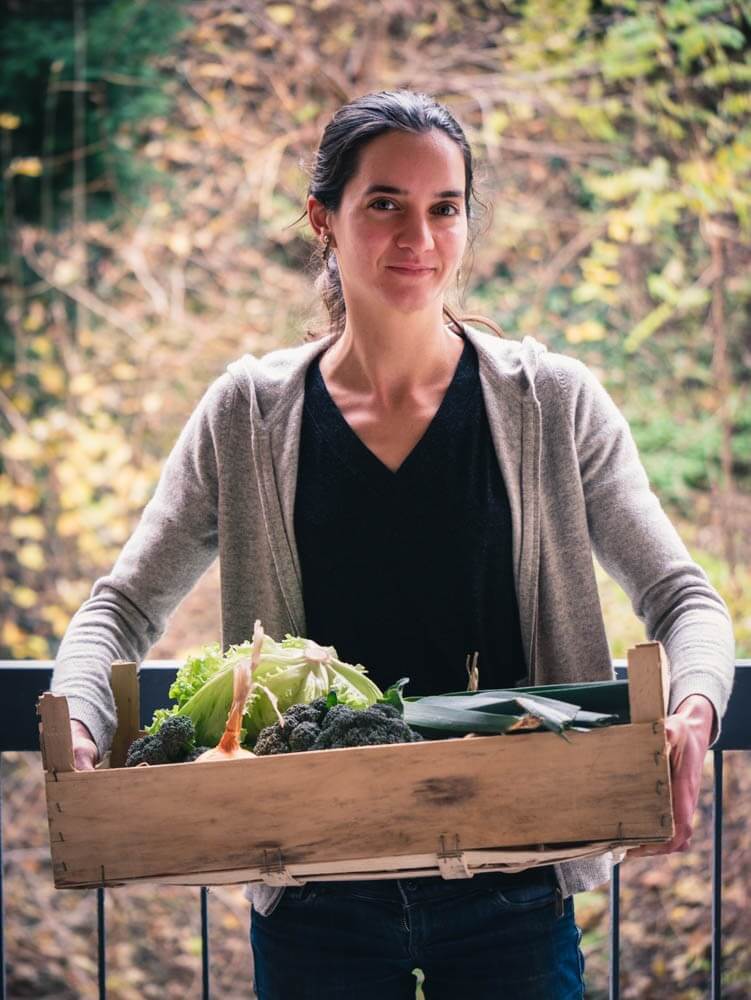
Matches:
[1,1,750,998]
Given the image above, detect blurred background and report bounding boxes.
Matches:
[1,1,749,997]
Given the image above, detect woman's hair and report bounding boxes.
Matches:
[294,89,503,340]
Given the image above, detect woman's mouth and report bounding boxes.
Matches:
[386,266,435,276]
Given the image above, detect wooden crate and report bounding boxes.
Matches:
[38,642,674,890]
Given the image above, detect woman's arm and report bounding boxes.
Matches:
[50,373,238,762]
[556,356,735,731]
[555,356,734,856]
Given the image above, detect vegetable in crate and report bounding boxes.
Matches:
[125,715,197,766]
[253,699,423,755]
[192,621,265,762]
[146,625,383,748]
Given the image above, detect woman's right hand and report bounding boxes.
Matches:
[70,719,99,770]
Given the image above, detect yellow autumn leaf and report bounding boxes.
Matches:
[56,578,90,609]
[9,157,43,177]
[111,362,137,381]
[9,514,45,540]
[565,321,606,344]
[59,480,91,509]
[11,586,37,610]
[1,620,25,647]
[0,475,12,506]
[12,483,40,512]
[31,334,54,358]
[40,604,71,636]
[23,301,46,332]
[69,372,96,395]
[57,510,82,536]
[4,434,42,461]
[12,393,32,414]
[267,3,295,25]
[38,364,66,394]
[18,543,45,571]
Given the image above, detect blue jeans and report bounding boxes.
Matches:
[250,867,586,998]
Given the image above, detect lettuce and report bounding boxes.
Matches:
[147,632,383,748]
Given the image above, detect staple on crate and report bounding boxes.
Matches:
[437,834,472,880]
[259,848,304,887]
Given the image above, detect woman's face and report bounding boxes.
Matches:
[311,129,469,317]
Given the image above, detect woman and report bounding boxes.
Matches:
[54,91,734,998]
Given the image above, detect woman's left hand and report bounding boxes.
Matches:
[625,694,716,860]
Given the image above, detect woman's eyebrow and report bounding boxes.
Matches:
[363,183,464,198]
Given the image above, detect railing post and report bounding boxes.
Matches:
[609,859,620,1000]
[711,750,724,1000]
[97,887,107,999]
[1,757,6,1000]
[201,886,210,999]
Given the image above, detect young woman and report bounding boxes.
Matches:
[54,90,734,999]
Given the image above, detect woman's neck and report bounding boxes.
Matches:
[320,308,464,407]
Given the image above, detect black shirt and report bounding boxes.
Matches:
[294,334,526,696]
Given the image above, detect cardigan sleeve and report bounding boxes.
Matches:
[49,373,237,759]
[555,356,735,741]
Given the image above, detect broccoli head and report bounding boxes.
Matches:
[250,696,422,756]
[287,720,320,752]
[158,715,196,762]
[125,734,170,767]
[312,704,423,750]
[124,714,197,766]
[253,724,291,756]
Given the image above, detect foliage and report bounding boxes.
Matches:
[0,0,748,674]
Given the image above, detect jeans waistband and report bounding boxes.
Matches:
[314,864,557,901]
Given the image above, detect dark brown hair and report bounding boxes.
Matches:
[294,89,503,340]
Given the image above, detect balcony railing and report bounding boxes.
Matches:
[1,660,749,1000]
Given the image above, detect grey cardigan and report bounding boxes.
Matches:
[51,325,735,914]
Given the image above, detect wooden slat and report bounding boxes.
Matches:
[45,722,672,889]
[37,693,75,774]
[627,642,669,723]
[109,661,140,769]
[85,840,639,890]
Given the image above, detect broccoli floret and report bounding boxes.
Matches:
[125,734,170,766]
[288,721,320,752]
[157,715,196,762]
[320,703,358,731]
[283,703,323,728]
[186,746,211,762]
[370,703,402,719]
[250,696,421,756]
[312,705,422,750]
[124,715,197,766]
[253,723,291,756]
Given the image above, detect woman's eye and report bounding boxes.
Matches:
[369,200,460,216]
[434,203,460,216]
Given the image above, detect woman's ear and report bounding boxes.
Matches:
[307,195,330,241]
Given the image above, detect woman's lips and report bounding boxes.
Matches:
[387,266,435,275]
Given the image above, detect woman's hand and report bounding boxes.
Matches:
[70,718,100,771]
[626,694,716,860]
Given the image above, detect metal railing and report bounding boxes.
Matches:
[1,660,749,1000]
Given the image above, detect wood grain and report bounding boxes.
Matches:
[628,642,669,723]
[109,661,140,769]
[37,694,74,774]
[45,722,672,889]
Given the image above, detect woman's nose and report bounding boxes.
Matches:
[396,214,435,253]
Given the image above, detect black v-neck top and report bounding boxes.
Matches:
[293,335,526,696]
